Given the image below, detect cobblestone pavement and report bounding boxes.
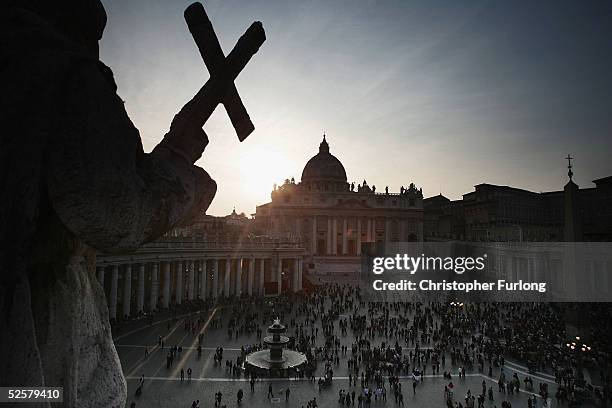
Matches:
[116,303,563,408]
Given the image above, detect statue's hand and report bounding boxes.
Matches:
[155,123,209,164]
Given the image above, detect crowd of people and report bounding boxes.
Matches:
[128,284,610,408]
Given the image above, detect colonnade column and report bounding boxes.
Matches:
[357,218,362,255]
[235,259,242,297]
[298,259,303,291]
[97,266,105,286]
[199,259,207,301]
[188,260,195,301]
[162,261,170,308]
[259,259,265,296]
[212,259,219,299]
[293,258,299,292]
[109,265,118,320]
[122,264,132,317]
[150,262,159,311]
[247,257,254,296]
[342,218,348,255]
[137,263,145,313]
[277,258,283,295]
[224,258,230,297]
[367,219,373,242]
[175,261,183,305]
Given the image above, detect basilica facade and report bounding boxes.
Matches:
[254,136,424,272]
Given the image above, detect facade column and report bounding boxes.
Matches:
[137,263,145,313]
[162,261,170,308]
[97,266,105,286]
[332,218,338,255]
[122,264,132,317]
[327,217,332,255]
[248,257,254,296]
[199,259,207,301]
[342,218,348,255]
[175,261,183,305]
[188,260,195,301]
[385,218,390,247]
[367,219,373,242]
[212,259,219,299]
[150,262,159,311]
[259,259,265,296]
[293,258,299,292]
[298,259,303,291]
[224,258,230,297]
[527,257,533,282]
[357,217,362,255]
[277,258,283,295]
[235,259,242,297]
[109,265,118,320]
[311,217,317,254]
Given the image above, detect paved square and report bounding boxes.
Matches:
[115,289,570,408]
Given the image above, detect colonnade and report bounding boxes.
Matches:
[97,256,304,320]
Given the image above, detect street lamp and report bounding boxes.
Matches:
[566,336,591,385]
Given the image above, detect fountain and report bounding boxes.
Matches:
[244,318,307,374]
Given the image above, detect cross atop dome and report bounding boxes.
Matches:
[566,153,574,181]
[319,133,329,153]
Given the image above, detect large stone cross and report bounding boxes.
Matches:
[184,2,260,141]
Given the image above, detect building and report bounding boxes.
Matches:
[169,208,254,240]
[424,167,612,242]
[254,135,424,280]
[423,194,451,240]
[462,183,564,242]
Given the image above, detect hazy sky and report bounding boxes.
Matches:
[100,0,612,216]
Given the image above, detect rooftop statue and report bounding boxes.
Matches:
[0,1,264,406]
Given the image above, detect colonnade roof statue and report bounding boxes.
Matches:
[0,1,265,406]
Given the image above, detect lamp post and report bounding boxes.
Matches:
[565,336,590,386]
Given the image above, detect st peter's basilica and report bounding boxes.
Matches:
[254,135,424,279]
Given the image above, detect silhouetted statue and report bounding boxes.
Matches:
[0,1,264,406]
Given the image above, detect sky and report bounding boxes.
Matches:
[100,0,612,216]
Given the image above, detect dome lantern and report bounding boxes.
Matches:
[319,134,329,153]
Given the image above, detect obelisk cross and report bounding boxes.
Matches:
[566,154,573,180]
[185,2,256,142]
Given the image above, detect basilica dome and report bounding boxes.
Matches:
[301,135,347,184]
